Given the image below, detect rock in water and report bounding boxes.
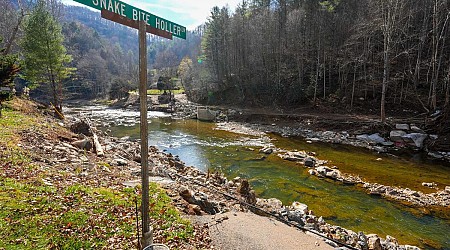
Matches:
[304,157,316,167]
[259,147,273,154]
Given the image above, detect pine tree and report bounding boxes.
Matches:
[21,0,74,115]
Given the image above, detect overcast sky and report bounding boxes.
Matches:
[61,0,242,30]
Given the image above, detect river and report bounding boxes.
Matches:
[69,105,450,250]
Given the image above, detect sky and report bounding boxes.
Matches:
[61,0,242,30]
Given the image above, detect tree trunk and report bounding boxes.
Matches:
[351,64,356,109]
[381,30,390,123]
[3,0,25,55]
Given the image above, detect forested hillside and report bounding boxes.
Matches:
[187,0,450,122]
[2,0,450,121]
[1,0,202,101]
[60,5,202,100]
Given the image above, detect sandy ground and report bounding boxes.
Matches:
[191,212,333,250]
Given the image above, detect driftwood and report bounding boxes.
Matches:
[92,130,104,157]
[82,117,104,157]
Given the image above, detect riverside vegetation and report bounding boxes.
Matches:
[0,98,209,249]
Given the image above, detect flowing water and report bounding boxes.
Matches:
[69,105,450,249]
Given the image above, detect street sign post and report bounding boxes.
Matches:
[73,0,185,249]
[73,0,186,39]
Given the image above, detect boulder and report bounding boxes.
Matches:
[396,124,410,130]
[256,198,283,214]
[70,120,92,136]
[325,169,342,179]
[71,138,92,151]
[238,179,257,204]
[304,157,316,167]
[366,234,382,250]
[368,133,386,143]
[384,235,399,247]
[287,210,306,225]
[401,133,428,148]
[356,134,370,141]
[279,151,308,161]
[291,201,308,214]
[358,232,369,250]
[316,166,331,176]
[390,130,407,142]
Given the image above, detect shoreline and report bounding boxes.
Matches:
[66,110,424,250]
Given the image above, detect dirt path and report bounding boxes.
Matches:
[191,212,332,250]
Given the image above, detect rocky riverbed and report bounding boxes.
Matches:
[61,109,427,250]
[214,122,450,210]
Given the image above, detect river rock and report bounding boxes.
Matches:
[279,151,308,161]
[259,147,273,154]
[367,234,382,250]
[316,166,331,176]
[304,157,316,167]
[356,134,371,142]
[390,130,407,142]
[396,124,410,130]
[422,182,435,188]
[401,133,428,148]
[445,186,450,193]
[291,201,308,214]
[237,179,257,204]
[358,232,369,250]
[325,169,341,179]
[256,198,283,214]
[316,166,341,180]
[410,125,424,133]
[286,209,306,225]
[382,235,399,250]
[368,133,386,143]
[71,138,92,151]
[70,120,92,136]
[403,245,420,250]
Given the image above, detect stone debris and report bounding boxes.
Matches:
[60,106,428,250]
[278,149,450,207]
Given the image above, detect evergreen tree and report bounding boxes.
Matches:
[21,0,74,114]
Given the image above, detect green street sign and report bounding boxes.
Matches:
[73,0,186,39]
